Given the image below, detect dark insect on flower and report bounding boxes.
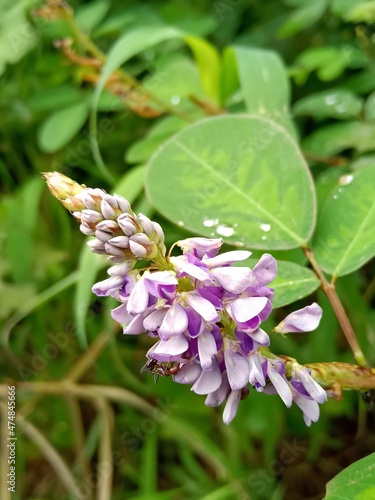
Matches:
[141,359,181,383]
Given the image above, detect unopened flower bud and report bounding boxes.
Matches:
[43,172,84,203]
[108,236,129,248]
[152,221,164,241]
[81,210,103,224]
[105,242,126,256]
[129,233,158,259]
[114,194,130,213]
[107,262,132,276]
[101,200,117,220]
[80,224,95,236]
[138,213,153,235]
[95,230,113,242]
[118,214,137,236]
[96,220,120,235]
[87,240,107,254]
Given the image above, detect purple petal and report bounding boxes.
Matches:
[191,358,222,395]
[275,303,322,333]
[210,324,223,352]
[226,296,268,323]
[159,303,188,339]
[297,367,327,404]
[143,308,167,332]
[234,329,254,355]
[247,328,270,347]
[185,293,220,323]
[205,372,230,407]
[248,352,266,386]
[267,363,292,407]
[291,386,320,425]
[198,329,218,370]
[143,271,177,299]
[197,287,223,309]
[171,257,212,283]
[127,278,149,314]
[224,348,249,391]
[212,267,252,294]
[92,276,124,297]
[223,390,241,424]
[123,314,145,335]
[250,254,277,286]
[177,237,223,258]
[173,361,202,384]
[111,303,132,324]
[153,335,188,356]
[185,308,204,338]
[203,250,251,268]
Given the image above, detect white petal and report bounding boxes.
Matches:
[185,294,220,323]
[191,358,222,395]
[127,278,149,314]
[223,390,241,424]
[198,330,218,370]
[212,267,252,294]
[203,250,251,268]
[159,304,188,339]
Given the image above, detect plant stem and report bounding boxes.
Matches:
[302,246,367,367]
[62,7,194,124]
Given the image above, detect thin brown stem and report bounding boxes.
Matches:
[95,397,114,500]
[61,6,194,123]
[302,246,367,367]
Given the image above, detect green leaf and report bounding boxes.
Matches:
[324,453,375,499]
[364,91,375,123]
[233,46,294,135]
[296,47,349,81]
[346,1,375,21]
[28,85,83,111]
[278,0,326,38]
[115,165,146,201]
[75,0,110,32]
[270,261,320,308]
[183,34,220,104]
[126,116,188,164]
[303,121,375,157]
[312,166,375,277]
[220,46,240,105]
[37,100,90,153]
[293,89,363,120]
[0,0,38,76]
[235,259,320,308]
[146,115,316,250]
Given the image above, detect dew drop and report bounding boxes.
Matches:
[261,235,267,240]
[260,223,271,232]
[338,174,354,186]
[203,218,218,228]
[333,195,339,200]
[216,224,234,237]
[325,95,337,104]
[177,221,184,227]
[171,95,180,105]
[234,241,245,247]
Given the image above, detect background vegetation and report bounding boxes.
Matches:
[1,0,375,499]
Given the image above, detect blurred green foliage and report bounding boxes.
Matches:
[1,0,375,499]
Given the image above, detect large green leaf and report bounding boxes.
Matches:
[293,89,362,120]
[37,100,90,153]
[324,453,375,499]
[235,259,320,308]
[146,115,316,250]
[233,46,294,135]
[303,121,375,157]
[90,25,219,180]
[278,0,326,38]
[312,166,375,277]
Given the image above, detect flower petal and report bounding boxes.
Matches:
[205,371,230,407]
[198,329,218,370]
[250,254,277,286]
[153,335,188,356]
[275,303,322,333]
[127,278,149,314]
[267,363,292,407]
[223,390,241,424]
[143,308,167,332]
[212,267,252,294]
[185,293,220,323]
[224,348,249,391]
[173,361,202,384]
[191,358,222,395]
[159,303,188,339]
[226,296,268,324]
[123,314,145,335]
[203,250,252,268]
[111,302,132,324]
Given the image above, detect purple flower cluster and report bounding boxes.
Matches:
[93,236,326,425]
